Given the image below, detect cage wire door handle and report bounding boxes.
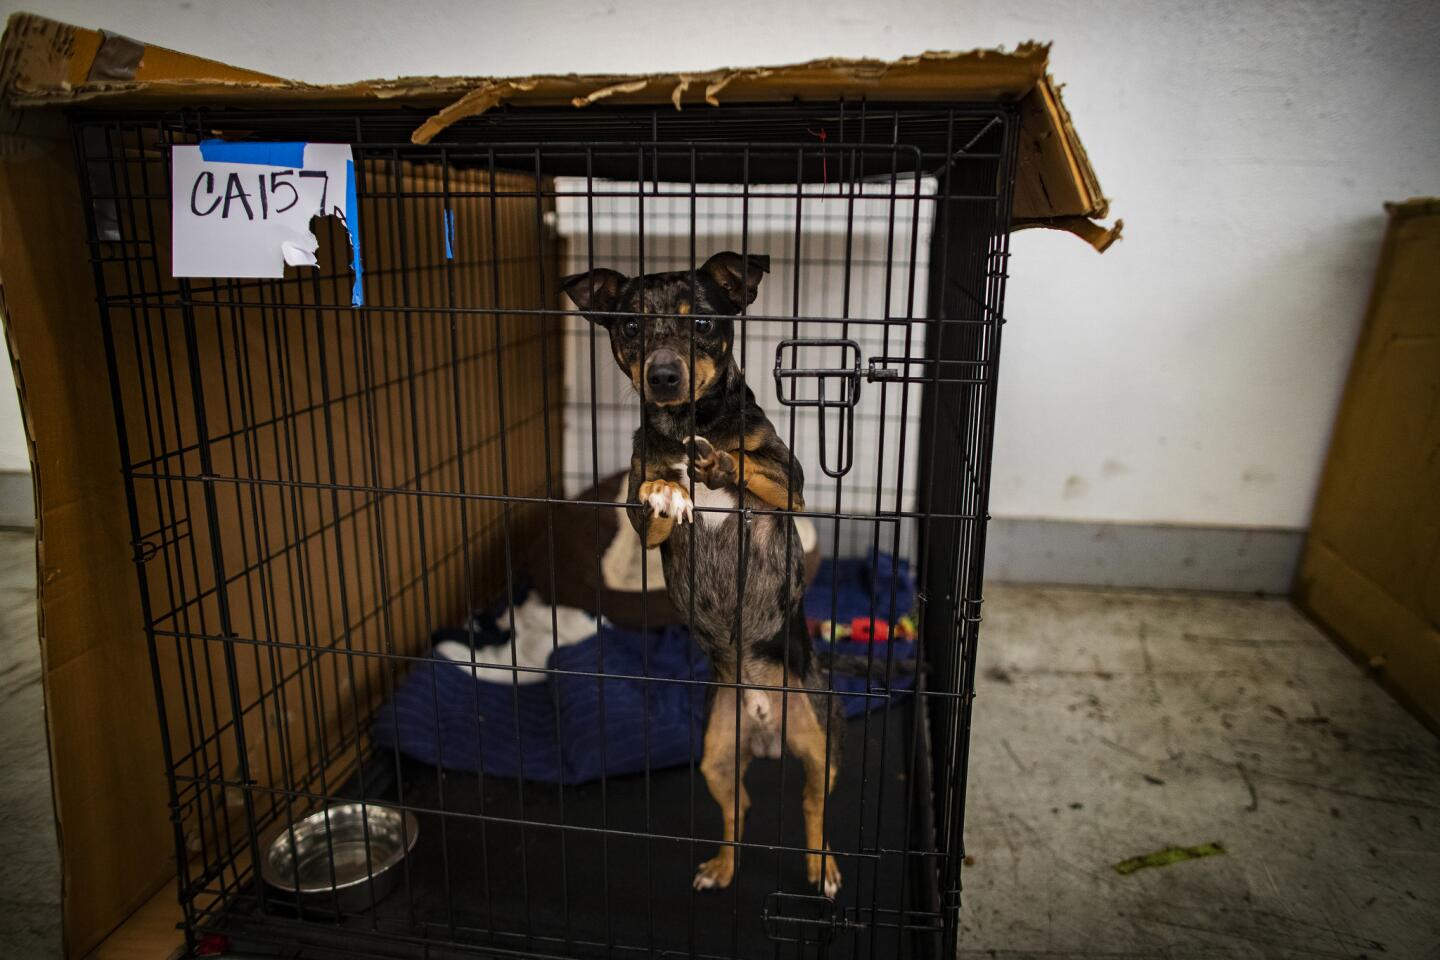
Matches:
[763,890,858,946]
[773,338,861,478]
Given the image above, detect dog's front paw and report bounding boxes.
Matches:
[693,852,735,891]
[808,851,841,898]
[684,435,737,490]
[639,479,694,524]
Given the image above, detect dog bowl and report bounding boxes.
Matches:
[260,803,418,913]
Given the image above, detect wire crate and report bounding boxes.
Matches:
[72,99,1017,960]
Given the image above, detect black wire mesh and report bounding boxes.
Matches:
[72,99,1018,960]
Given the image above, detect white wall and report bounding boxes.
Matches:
[554,179,938,559]
[0,323,23,471]
[2,0,1436,529]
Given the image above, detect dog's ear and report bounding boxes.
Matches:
[702,252,769,308]
[561,268,627,324]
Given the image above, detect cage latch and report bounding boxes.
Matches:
[763,891,857,946]
[773,338,861,479]
[131,517,191,564]
[844,904,945,938]
[866,355,988,386]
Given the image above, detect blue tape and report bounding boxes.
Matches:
[346,159,363,306]
[198,139,307,167]
[443,209,455,260]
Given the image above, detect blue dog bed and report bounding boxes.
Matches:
[372,554,917,785]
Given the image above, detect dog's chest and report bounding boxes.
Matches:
[670,460,736,528]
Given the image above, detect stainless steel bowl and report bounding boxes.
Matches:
[260,803,418,913]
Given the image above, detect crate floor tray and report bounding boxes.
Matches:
[220,705,937,959]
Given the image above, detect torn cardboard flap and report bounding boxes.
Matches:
[570,77,650,108]
[408,78,539,145]
[0,12,1117,249]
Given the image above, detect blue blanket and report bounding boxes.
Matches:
[372,555,916,784]
[805,550,914,627]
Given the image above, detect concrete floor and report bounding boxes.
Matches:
[0,529,62,958]
[963,585,1440,960]
[0,530,1436,958]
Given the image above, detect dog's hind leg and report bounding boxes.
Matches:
[695,686,754,891]
[783,690,842,897]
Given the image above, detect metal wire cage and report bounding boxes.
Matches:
[72,100,1018,960]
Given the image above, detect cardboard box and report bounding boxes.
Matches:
[0,13,1114,957]
[1295,198,1440,734]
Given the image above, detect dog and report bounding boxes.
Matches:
[562,251,843,897]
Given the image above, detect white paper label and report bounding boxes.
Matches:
[171,141,363,304]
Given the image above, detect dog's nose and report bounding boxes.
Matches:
[647,351,683,391]
[648,364,681,389]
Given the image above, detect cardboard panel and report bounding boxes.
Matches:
[97,138,565,931]
[2,115,562,956]
[0,116,175,959]
[0,13,1114,241]
[1295,198,1440,732]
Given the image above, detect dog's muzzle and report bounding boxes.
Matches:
[644,349,688,403]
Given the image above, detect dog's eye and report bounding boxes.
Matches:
[693,317,714,335]
[621,318,641,339]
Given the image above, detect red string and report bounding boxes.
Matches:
[807,127,828,199]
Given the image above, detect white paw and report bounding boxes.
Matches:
[646,483,694,523]
[811,855,842,897]
[693,870,718,891]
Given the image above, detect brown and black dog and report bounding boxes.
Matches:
[562,251,843,896]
